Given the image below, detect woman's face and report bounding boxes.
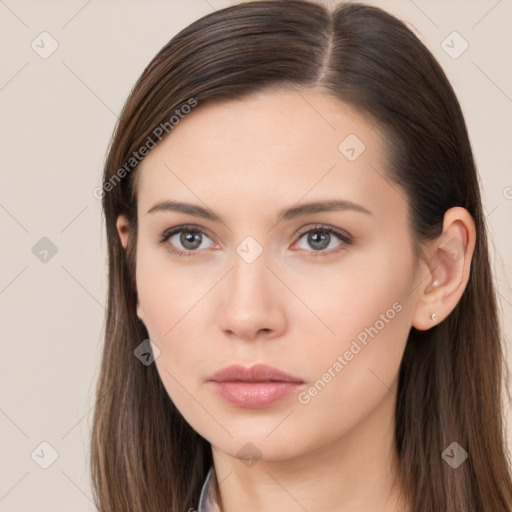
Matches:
[125,88,424,461]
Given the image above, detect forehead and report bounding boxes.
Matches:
[135,88,400,222]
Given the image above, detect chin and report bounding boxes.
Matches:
[209,428,310,464]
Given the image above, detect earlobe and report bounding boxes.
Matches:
[412,207,476,331]
[116,214,130,249]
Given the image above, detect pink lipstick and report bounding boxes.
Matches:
[208,364,305,408]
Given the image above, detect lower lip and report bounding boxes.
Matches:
[209,381,304,408]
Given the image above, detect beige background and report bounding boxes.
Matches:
[1,0,511,510]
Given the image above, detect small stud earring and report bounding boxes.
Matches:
[430,312,437,322]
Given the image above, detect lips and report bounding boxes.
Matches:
[208,364,304,384]
[208,364,305,408]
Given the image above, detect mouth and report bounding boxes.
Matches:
[207,364,305,408]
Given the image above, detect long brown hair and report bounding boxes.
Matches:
[90,1,512,510]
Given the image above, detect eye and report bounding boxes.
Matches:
[293,224,353,256]
[159,225,217,256]
[158,223,353,257]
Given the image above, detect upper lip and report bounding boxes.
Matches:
[208,364,304,383]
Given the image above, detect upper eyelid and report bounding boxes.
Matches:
[161,224,217,242]
[296,224,351,238]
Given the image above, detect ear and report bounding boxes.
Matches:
[412,206,476,331]
[116,214,130,249]
[116,214,144,322]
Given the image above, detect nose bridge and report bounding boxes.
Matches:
[218,238,286,340]
[229,240,271,306]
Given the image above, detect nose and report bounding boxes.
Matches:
[218,251,287,342]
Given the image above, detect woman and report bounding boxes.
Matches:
[90,1,512,510]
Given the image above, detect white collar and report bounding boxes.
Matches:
[197,466,221,512]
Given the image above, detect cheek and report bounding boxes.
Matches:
[285,237,415,347]
[135,247,219,394]
[293,244,416,416]
[136,256,209,426]
[136,244,213,338]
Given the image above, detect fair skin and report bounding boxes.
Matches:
[117,88,475,512]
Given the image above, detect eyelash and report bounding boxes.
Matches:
[158,223,353,258]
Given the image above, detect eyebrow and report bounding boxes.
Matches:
[146,199,373,223]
